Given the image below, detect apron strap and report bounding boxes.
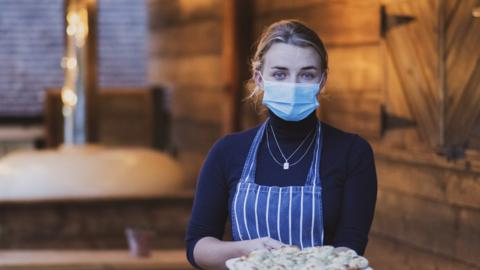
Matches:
[239,120,269,183]
[306,122,323,187]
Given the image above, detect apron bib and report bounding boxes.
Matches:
[230,119,324,249]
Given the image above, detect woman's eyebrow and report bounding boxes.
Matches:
[270,66,288,70]
[300,66,318,70]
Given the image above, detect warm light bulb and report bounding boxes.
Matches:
[61,57,77,69]
[66,25,77,36]
[67,12,80,24]
[61,88,78,106]
[473,6,480,17]
[62,106,73,117]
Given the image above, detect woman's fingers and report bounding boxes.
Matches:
[262,237,286,250]
[334,246,355,253]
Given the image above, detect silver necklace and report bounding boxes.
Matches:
[266,123,316,170]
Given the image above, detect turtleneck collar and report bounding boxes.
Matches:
[267,109,318,141]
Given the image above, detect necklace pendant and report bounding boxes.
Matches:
[283,162,289,170]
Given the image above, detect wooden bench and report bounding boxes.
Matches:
[0,249,193,270]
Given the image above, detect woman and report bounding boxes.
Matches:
[186,20,377,270]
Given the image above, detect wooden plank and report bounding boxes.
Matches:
[470,120,480,150]
[371,189,457,257]
[149,20,222,57]
[254,0,380,46]
[445,60,480,146]
[372,141,480,173]
[320,93,382,139]
[147,0,222,30]
[446,0,474,51]
[445,169,480,209]
[445,0,480,110]
[383,0,442,148]
[172,117,222,154]
[222,0,254,133]
[380,35,427,151]
[86,0,99,143]
[148,55,223,88]
[255,0,333,14]
[326,45,381,94]
[444,0,480,147]
[44,89,63,147]
[375,157,446,202]
[0,250,192,270]
[177,150,209,187]
[366,234,479,270]
[456,209,480,266]
[171,86,225,123]
[44,88,167,148]
[98,90,154,147]
[438,0,447,147]
[383,37,415,118]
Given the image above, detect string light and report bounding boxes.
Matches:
[473,6,480,18]
[61,87,78,107]
[61,57,77,69]
[61,1,90,144]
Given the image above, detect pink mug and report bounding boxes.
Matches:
[125,227,155,258]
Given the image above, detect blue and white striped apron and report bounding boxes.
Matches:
[231,119,324,248]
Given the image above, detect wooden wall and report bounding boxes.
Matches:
[370,1,480,268]
[147,0,225,185]
[246,0,383,139]
[0,196,193,249]
[147,0,480,268]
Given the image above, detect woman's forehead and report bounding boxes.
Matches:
[264,43,320,70]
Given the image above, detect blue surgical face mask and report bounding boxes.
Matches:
[261,75,324,121]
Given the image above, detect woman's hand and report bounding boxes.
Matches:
[234,237,287,255]
[194,237,287,270]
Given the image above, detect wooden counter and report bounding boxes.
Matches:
[0,249,193,270]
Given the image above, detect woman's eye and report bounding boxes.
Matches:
[272,72,286,80]
[300,73,316,81]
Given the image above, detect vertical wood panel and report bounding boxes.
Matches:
[254,0,380,46]
[86,0,99,143]
[444,0,480,150]
[383,0,443,149]
[222,0,254,133]
[148,0,225,183]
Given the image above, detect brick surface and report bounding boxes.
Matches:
[98,0,147,88]
[0,0,147,117]
[0,0,64,116]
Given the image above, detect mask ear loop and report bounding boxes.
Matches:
[256,71,265,88]
[318,72,330,102]
[318,73,326,90]
[252,71,265,115]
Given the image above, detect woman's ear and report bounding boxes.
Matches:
[254,71,263,88]
[319,72,327,90]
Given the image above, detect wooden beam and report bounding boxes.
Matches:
[222,0,254,133]
[438,0,446,148]
[86,0,98,143]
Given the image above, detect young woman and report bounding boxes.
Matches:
[186,20,377,270]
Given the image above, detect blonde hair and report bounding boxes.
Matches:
[246,20,329,106]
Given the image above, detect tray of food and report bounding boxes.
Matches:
[225,245,373,270]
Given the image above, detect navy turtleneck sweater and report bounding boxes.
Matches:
[185,111,377,268]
